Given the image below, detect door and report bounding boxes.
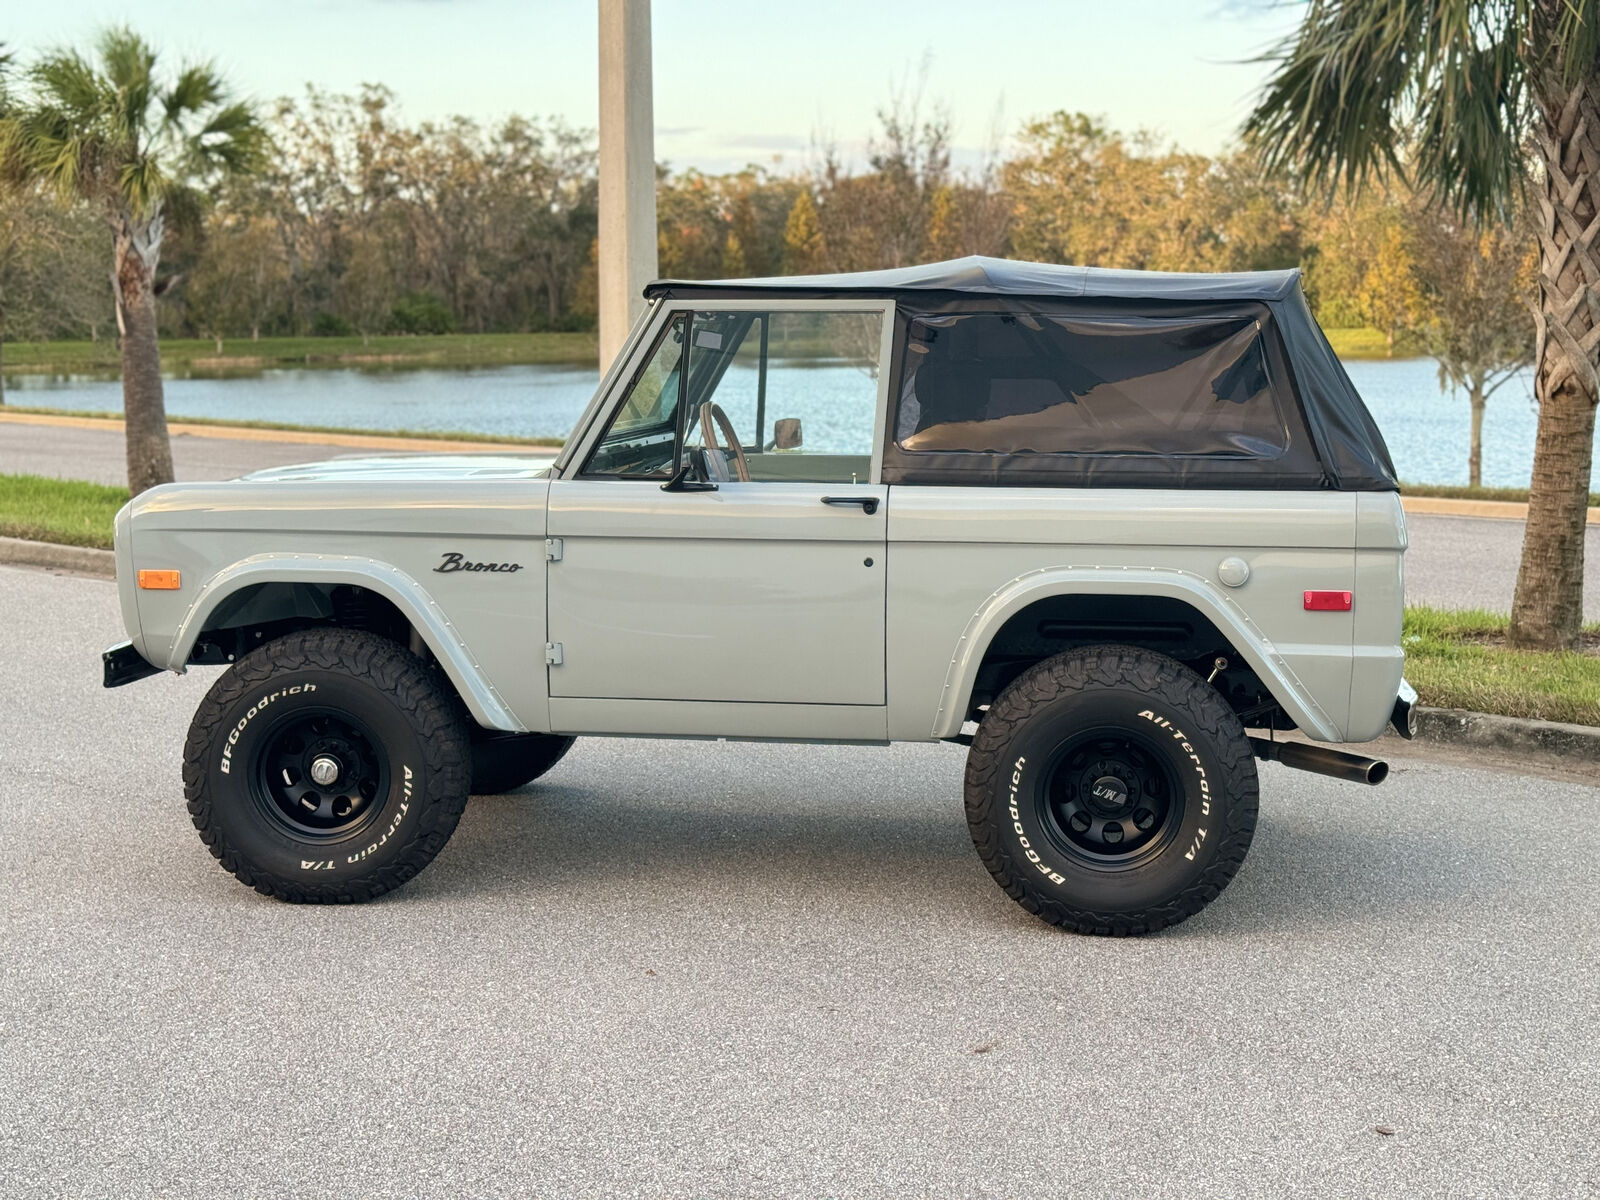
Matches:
[546,304,891,709]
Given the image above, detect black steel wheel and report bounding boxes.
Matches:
[1039,730,1184,867]
[183,628,471,903]
[252,709,389,838]
[964,644,1259,936]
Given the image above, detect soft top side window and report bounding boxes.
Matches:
[894,310,1289,459]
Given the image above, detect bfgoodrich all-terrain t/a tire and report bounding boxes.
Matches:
[182,629,471,903]
[965,645,1259,936]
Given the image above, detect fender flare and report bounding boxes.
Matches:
[930,565,1341,742]
[165,554,525,733]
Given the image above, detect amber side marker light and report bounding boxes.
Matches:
[137,569,182,590]
[1304,590,1352,612]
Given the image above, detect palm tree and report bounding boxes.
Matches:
[0,28,265,495]
[1245,1,1600,652]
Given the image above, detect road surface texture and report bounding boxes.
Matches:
[1400,511,1600,619]
[5,413,1595,619]
[0,418,551,486]
[1,563,1596,1198]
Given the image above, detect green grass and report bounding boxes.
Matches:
[1402,605,1600,726]
[1400,481,1600,507]
[1,331,598,375]
[0,473,126,550]
[1322,327,1407,359]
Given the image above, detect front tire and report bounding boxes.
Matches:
[182,629,471,903]
[965,645,1258,936]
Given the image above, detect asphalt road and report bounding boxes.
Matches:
[1,563,1596,1198]
[0,419,392,484]
[1402,512,1600,619]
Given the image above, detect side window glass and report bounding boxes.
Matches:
[582,315,686,478]
[686,309,884,484]
[894,311,1288,458]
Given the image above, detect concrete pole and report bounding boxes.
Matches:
[597,0,658,370]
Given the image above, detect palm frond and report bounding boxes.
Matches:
[3,26,263,215]
[97,27,156,147]
[1244,0,1532,222]
[31,50,112,124]
[163,64,221,123]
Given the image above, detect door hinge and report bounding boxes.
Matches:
[545,537,563,562]
[545,642,564,666]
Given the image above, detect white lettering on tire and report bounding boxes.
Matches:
[218,683,317,776]
[1138,709,1211,859]
[1005,755,1066,886]
[346,765,413,865]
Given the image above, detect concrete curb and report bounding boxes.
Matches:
[1399,495,1600,524]
[1414,705,1600,763]
[0,535,115,578]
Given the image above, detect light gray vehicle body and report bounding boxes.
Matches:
[107,259,1409,755]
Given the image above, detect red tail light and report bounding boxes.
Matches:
[1304,590,1352,612]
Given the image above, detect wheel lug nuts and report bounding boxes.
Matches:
[1134,809,1156,830]
[1069,811,1091,833]
[1102,824,1124,844]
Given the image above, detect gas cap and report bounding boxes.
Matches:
[1217,557,1250,588]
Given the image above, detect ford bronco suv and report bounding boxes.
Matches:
[103,257,1413,935]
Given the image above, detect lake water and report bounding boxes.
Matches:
[4,356,1590,488]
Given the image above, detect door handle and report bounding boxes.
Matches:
[821,495,879,515]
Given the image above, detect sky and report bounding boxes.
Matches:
[4,0,1304,174]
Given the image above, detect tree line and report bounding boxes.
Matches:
[2,82,1528,367]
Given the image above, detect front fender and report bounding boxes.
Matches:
[930,565,1342,742]
[163,554,525,733]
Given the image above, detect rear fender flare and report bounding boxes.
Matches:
[165,554,525,732]
[931,565,1340,742]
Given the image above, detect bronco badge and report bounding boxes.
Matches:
[434,552,523,574]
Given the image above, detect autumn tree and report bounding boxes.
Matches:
[1357,216,1426,354]
[1412,203,1537,486]
[1006,113,1302,273]
[187,210,288,348]
[782,190,826,274]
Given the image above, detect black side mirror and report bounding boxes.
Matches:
[660,462,718,493]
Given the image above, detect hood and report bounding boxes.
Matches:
[239,453,555,484]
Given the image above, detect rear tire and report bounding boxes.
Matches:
[964,645,1258,936]
[470,732,576,795]
[182,629,471,903]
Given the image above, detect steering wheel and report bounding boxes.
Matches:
[697,401,751,483]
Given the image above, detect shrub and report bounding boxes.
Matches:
[388,291,456,335]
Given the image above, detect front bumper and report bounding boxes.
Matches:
[103,641,161,688]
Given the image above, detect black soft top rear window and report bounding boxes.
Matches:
[896,311,1288,458]
[882,302,1334,489]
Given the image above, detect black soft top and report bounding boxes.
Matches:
[644,257,1397,492]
